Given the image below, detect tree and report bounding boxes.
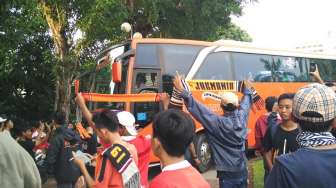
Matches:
[35,0,252,120]
[1,0,252,122]
[116,0,251,40]
[212,23,252,42]
[0,1,55,122]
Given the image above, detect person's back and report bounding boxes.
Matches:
[150,161,209,188]
[46,112,81,187]
[173,74,255,188]
[94,140,138,188]
[255,96,279,153]
[267,148,336,188]
[0,131,41,188]
[205,107,249,171]
[48,127,81,184]
[181,83,253,172]
[117,110,151,187]
[126,135,151,187]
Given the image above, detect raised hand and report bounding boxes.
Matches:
[244,80,253,90]
[75,93,86,105]
[309,66,324,84]
[173,72,185,92]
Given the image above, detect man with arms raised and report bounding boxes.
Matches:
[174,74,253,188]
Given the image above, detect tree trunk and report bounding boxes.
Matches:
[39,0,74,123]
[57,75,72,122]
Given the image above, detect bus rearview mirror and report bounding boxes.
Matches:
[112,61,122,83]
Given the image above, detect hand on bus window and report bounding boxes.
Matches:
[309,66,324,84]
[173,73,185,92]
[244,80,253,90]
[75,93,85,106]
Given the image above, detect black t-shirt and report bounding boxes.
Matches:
[18,139,35,160]
[263,125,300,156]
[85,133,98,155]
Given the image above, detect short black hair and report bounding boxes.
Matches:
[296,118,334,132]
[278,93,295,103]
[265,96,278,112]
[54,111,66,125]
[325,82,335,87]
[92,110,119,132]
[221,103,237,112]
[18,123,33,136]
[153,109,195,157]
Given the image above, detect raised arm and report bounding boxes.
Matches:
[239,80,254,112]
[310,66,324,84]
[75,93,95,129]
[173,74,220,133]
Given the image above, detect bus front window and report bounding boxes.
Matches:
[134,43,204,95]
[91,45,129,109]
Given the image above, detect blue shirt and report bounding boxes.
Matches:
[181,88,252,172]
[266,147,336,188]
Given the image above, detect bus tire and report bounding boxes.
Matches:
[195,133,212,172]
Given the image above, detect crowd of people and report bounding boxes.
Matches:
[0,68,336,188]
[254,67,336,187]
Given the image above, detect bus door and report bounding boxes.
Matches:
[131,69,162,128]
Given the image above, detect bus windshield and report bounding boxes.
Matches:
[94,45,129,95]
[134,43,205,94]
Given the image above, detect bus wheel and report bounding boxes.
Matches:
[195,133,212,172]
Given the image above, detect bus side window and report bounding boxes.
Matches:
[231,53,309,82]
[193,52,234,80]
[132,71,161,127]
[310,59,336,82]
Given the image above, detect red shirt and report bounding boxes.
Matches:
[149,161,210,188]
[123,135,151,188]
[255,113,281,153]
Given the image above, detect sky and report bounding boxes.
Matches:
[232,0,336,48]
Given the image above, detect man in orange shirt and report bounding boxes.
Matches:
[72,110,140,188]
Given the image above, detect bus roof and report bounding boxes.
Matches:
[132,38,336,60]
